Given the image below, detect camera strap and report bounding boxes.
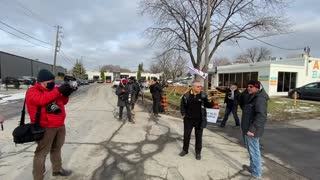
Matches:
[20,97,42,126]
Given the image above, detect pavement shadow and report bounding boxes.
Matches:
[92,105,183,180]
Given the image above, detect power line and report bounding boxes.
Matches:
[0,20,53,46]
[58,52,73,66]
[13,0,55,28]
[59,50,75,65]
[0,26,52,49]
[215,10,304,51]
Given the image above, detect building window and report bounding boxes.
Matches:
[218,72,258,88]
[236,73,243,88]
[277,72,297,92]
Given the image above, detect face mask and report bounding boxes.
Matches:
[46,82,55,90]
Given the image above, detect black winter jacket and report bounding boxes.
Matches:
[116,84,131,107]
[241,88,269,137]
[216,87,240,107]
[149,82,163,101]
[180,91,213,128]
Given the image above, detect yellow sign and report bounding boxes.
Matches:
[313,60,319,70]
[270,80,277,86]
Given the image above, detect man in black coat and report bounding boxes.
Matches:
[128,77,140,114]
[215,82,241,127]
[179,80,213,160]
[149,77,163,117]
[241,80,269,179]
[116,78,134,123]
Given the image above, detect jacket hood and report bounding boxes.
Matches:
[249,88,269,101]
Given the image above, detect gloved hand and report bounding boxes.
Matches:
[58,83,73,97]
[201,93,208,100]
[62,88,74,97]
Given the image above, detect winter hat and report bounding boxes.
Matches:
[248,80,260,89]
[37,69,55,82]
[121,78,127,85]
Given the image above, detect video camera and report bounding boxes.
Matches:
[63,76,78,91]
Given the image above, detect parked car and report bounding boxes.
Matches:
[18,76,36,85]
[97,79,104,83]
[2,77,21,88]
[288,82,320,100]
[112,78,121,87]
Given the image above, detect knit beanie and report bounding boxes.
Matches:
[121,78,127,85]
[37,69,55,82]
[248,80,260,89]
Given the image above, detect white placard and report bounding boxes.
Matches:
[206,108,220,123]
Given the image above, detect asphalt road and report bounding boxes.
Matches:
[0,84,311,180]
[210,119,320,180]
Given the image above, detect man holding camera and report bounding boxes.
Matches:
[26,69,74,180]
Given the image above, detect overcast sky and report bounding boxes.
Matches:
[0,0,319,71]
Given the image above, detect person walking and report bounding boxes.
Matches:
[26,69,74,180]
[128,76,140,114]
[149,77,163,117]
[241,80,269,179]
[116,78,135,123]
[215,82,241,128]
[179,80,213,160]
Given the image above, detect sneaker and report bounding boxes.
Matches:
[232,125,240,129]
[52,169,72,176]
[195,154,201,160]
[154,114,161,117]
[242,164,252,173]
[179,151,188,156]
[129,119,135,124]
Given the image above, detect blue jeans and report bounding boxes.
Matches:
[245,135,262,178]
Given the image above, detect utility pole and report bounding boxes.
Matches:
[53,25,62,75]
[204,0,211,93]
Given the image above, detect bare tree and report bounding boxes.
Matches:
[149,63,162,73]
[149,51,188,80]
[140,0,288,74]
[237,47,272,63]
[214,57,231,66]
[171,54,188,80]
[101,64,131,72]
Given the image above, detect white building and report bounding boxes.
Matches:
[208,55,320,96]
[86,71,161,81]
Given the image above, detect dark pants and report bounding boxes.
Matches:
[182,118,203,154]
[221,105,240,126]
[152,98,161,115]
[33,126,66,180]
[119,102,132,121]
